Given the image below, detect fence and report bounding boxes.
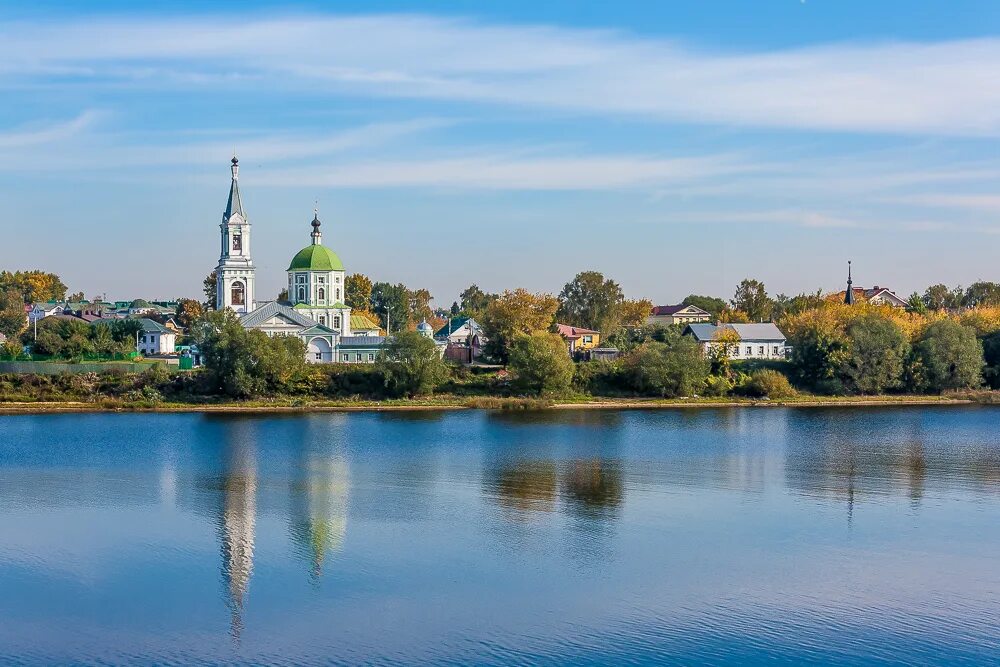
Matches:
[0,361,156,375]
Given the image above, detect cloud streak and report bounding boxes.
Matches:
[4,14,1000,135]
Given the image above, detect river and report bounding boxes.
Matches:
[0,407,997,665]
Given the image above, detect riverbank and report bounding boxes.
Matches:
[0,393,993,414]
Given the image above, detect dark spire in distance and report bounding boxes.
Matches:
[844,260,855,305]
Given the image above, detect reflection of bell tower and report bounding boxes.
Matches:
[290,451,349,581]
[219,431,257,640]
[216,155,256,313]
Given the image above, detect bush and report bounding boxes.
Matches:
[508,332,574,396]
[840,314,909,394]
[619,337,709,398]
[742,369,797,399]
[910,320,983,393]
[376,330,448,397]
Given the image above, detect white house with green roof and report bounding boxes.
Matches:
[285,212,353,335]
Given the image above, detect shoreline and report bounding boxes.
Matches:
[0,396,987,415]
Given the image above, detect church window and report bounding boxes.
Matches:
[317,277,325,284]
[231,281,245,306]
[232,234,242,252]
[335,275,341,283]
[318,288,325,301]
[334,316,341,329]
[297,287,305,302]
[335,288,341,300]
[315,352,322,361]
[319,316,326,326]
[296,274,306,284]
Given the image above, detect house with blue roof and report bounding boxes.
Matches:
[683,323,788,360]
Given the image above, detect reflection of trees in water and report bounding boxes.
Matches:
[484,460,558,514]
[560,459,624,518]
[486,410,623,429]
[217,426,257,642]
[289,451,349,581]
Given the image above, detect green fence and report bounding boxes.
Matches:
[0,361,156,375]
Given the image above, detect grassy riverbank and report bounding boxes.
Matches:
[0,392,994,414]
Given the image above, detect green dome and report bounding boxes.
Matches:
[287,244,344,271]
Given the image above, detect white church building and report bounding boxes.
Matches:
[213,157,402,363]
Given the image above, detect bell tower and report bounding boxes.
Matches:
[216,156,256,313]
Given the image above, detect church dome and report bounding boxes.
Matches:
[287,244,344,271]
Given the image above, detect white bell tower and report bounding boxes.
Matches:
[216,156,256,313]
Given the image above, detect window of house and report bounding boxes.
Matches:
[759,346,765,355]
[342,354,350,362]
[773,346,779,355]
[315,352,322,360]
[746,346,753,356]
[318,288,325,301]
[368,353,374,361]
[319,316,326,326]
[356,353,362,361]
[583,335,593,344]
[297,287,305,302]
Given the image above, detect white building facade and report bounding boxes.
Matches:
[216,157,256,314]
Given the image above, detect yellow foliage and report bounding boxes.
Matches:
[619,298,653,327]
[779,301,999,341]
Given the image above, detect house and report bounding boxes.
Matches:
[137,319,178,356]
[684,323,788,360]
[646,304,711,327]
[28,302,65,323]
[837,262,908,308]
[555,324,601,355]
[434,317,483,345]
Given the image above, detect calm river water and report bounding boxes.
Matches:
[0,407,998,665]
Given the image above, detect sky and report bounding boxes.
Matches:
[2,0,1000,306]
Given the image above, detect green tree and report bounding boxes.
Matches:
[682,294,727,320]
[203,271,217,309]
[620,337,709,398]
[346,273,373,311]
[910,320,983,392]
[772,290,824,320]
[906,292,928,314]
[370,282,410,333]
[787,322,848,393]
[190,309,306,397]
[556,271,625,333]
[840,313,909,394]
[922,284,962,311]
[481,289,559,363]
[619,298,653,327]
[67,291,85,303]
[508,332,575,396]
[407,287,434,324]
[459,284,497,319]
[982,331,1000,389]
[0,270,68,303]
[450,301,461,316]
[963,281,1000,308]
[376,330,448,397]
[731,279,773,322]
[0,288,27,340]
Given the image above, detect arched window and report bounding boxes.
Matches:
[231,281,245,306]
[297,287,305,302]
[318,288,325,301]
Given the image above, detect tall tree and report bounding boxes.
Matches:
[407,287,434,325]
[481,289,559,362]
[963,281,1000,308]
[682,294,727,320]
[840,313,909,394]
[910,320,983,393]
[619,298,654,327]
[508,332,574,396]
[0,288,27,340]
[345,273,373,311]
[556,271,624,333]
[0,270,67,303]
[67,291,85,303]
[923,284,962,311]
[202,271,217,309]
[731,279,773,322]
[174,298,204,330]
[376,330,448,397]
[459,284,496,318]
[370,282,410,333]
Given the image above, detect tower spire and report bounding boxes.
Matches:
[844,260,855,305]
[310,206,322,245]
[224,155,245,222]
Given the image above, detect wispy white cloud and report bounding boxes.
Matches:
[4,15,1000,135]
[886,193,1000,212]
[0,110,100,149]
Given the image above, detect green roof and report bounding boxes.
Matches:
[287,244,344,271]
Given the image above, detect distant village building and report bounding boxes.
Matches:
[646,304,712,327]
[684,323,788,360]
[137,319,177,356]
[555,323,602,356]
[837,261,907,308]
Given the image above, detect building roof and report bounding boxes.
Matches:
[224,156,245,223]
[129,298,152,309]
[651,304,709,316]
[338,335,387,349]
[555,323,600,339]
[434,316,474,338]
[240,300,316,329]
[138,318,172,334]
[350,312,382,331]
[293,301,348,310]
[685,322,786,342]
[287,244,344,271]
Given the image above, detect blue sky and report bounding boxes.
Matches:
[2,1,1000,306]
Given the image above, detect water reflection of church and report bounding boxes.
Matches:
[215,423,350,639]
